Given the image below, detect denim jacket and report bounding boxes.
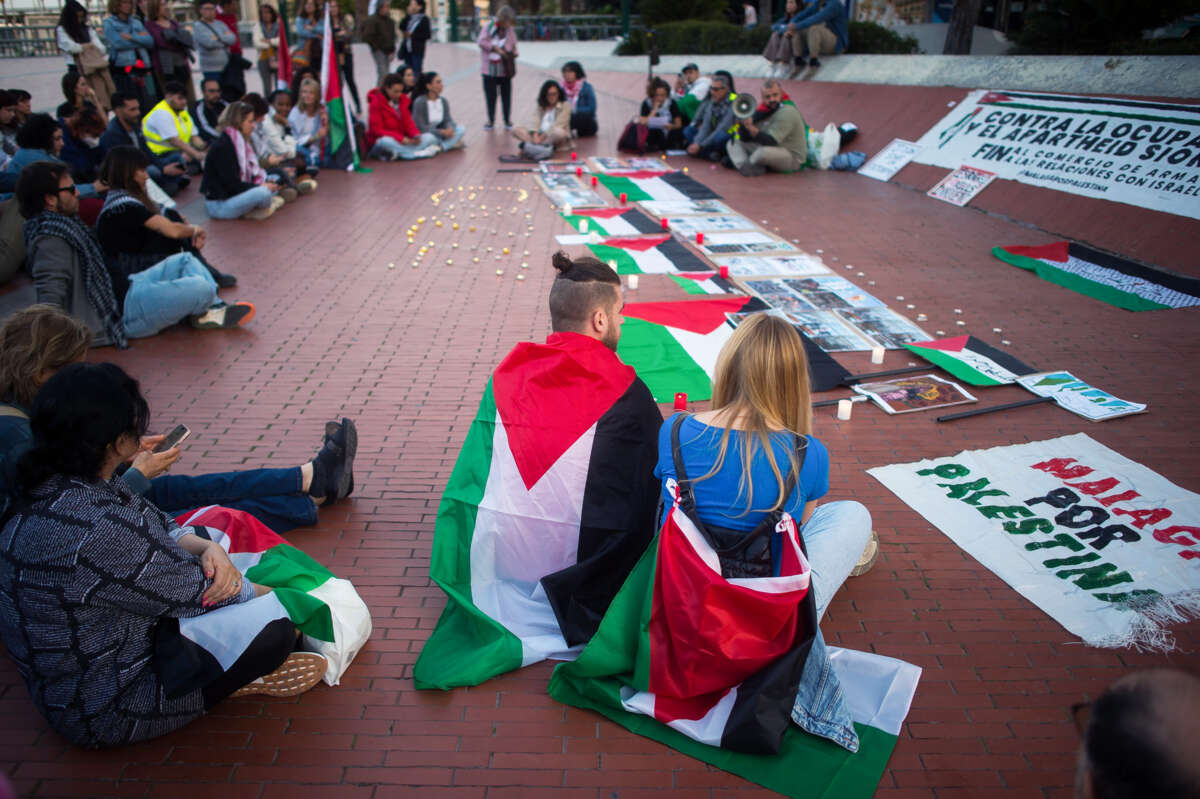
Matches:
[103,15,153,68]
[792,627,859,751]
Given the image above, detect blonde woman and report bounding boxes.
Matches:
[654,312,876,749]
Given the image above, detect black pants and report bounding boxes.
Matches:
[200,618,297,708]
[482,74,512,126]
[571,112,598,138]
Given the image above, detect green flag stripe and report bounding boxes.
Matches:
[617,317,714,402]
[563,213,611,235]
[669,275,708,295]
[243,544,336,641]
[586,243,641,274]
[596,173,652,202]
[992,247,1169,311]
[414,382,524,689]
[327,97,348,157]
[906,346,1003,386]
[273,586,336,642]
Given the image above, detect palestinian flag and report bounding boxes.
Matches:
[587,234,711,275]
[562,207,661,236]
[275,0,292,91]
[548,504,921,798]
[319,1,365,172]
[596,171,722,203]
[158,506,372,692]
[667,269,742,296]
[904,335,1036,386]
[413,333,662,690]
[992,241,1200,311]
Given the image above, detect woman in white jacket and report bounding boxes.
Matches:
[55,0,115,112]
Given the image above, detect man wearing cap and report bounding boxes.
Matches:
[672,63,711,122]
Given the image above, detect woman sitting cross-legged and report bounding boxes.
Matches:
[288,77,329,169]
[199,99,286,220]
[365,72,439,161]
[507,79,570,162]
[655,313,878,751]
[411,71,465,152]
[0,305,358,533]
[95,146,254,334]
[0,362,328,749]
[560,60,597,138]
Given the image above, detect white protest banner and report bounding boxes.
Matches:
[1016,371,1147,422]
[858,138,921,182]
[927,165,998,206]
[913,89,1200,220]
[869,434,1200,650]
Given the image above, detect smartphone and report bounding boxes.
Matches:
[153,424,190,453]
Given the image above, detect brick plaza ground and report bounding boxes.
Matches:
[1,43,1198,798]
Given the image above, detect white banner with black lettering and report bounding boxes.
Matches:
[912,90,1200,220]
[869,434,1200,650]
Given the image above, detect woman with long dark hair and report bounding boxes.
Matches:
[506,78,569,161]
[560,60,596,138]
[144,0,196,107]
[56,69,99,120]
[0,361,327,748]
[56,0,116,111]
[252,3,281,94]
[412,71,465,152]
[199,100,285,219]
[293,0,323,69]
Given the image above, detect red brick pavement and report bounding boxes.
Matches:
[2,44,1198,798]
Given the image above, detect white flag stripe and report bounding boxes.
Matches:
[178,592,291,670]
[827,647,922,737]
[620,685,738,747]
[301,577,374,685]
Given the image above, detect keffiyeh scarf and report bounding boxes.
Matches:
[225,126,267,185]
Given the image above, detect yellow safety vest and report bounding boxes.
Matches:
[142,100,195,155]
[725,92,740,138]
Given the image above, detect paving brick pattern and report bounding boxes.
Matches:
[2,44,1198,798]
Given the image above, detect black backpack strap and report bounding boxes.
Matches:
[669,413,698,517]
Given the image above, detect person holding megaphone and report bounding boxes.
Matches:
[725,79,807,177]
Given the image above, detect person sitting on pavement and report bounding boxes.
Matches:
[786,0,848,78]
[19,160,253,346]
[622,77,685,154]
[507,79,570,161]
[411,71,466,152]
[0,305,358,533]
[0,113,106,199]
[560,60,597,139]
[7,89,31,129]
[199,100,285,220]
[1074,668,1200,799]
[0,361,328,749]
[55,70,101,122]
[684,73,735,162]
[142,81,207,175]
[671,62,711,122]
[288,77,329,169]
[0,91,19,160]
[99,90,191,196]
[260,90,319,193]
[58,102,108,185]
[192,77,227,144]
[412,251,662,690]
[762,0,802,78]
[97,145,237,288]
[243,92,304,202]
[725,79,807,177]
[364,73,439,161]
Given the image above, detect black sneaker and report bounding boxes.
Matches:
[738,161,767,177]
[189,301,256,329]
[311,418,358,504]
[215,271,238,289]
[809,57,822,70]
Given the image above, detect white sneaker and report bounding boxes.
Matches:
[245,201,277,220]
[417,145,440,158]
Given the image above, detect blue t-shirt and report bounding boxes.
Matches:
[654,412,829,532]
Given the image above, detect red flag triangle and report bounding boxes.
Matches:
[603,235,670,251]
[1000,241,1069,263]
[622,297,752,335]
[907,334,969,352]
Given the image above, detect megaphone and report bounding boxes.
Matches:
[732,93,756,120]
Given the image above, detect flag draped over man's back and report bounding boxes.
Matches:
[319,1,361,171]
[414,332,663,690]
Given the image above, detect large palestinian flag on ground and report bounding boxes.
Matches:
[159,506,372,690]
[596,171,722,203]
[319,2,363,172]
[562,206,662,236]
[618,298,849,402]
[587,234,711,275]
[904,335,1036,386]
[548,505,921,798]
[992,241,1200,311]
[414,333,663,690]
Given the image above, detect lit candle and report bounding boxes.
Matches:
[575,166,583,177]
[619,192,627,205]
[579,219,589,233]
[590,175,598,187]
[674,392,687,411]
[660,217,669,230]
[570,151,578,161]
[695,232,705,245]
[837,399,853,421]
[627,274,639,290]
[871,347,885,365]
[563,203,572,217]
[718,265,729,279]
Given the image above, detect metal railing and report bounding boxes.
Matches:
[454,14,641,43]
[0,22,66,57]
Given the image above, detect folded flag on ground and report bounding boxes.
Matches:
[158,506,372,690]
[992,241,1200,311]
[549,500,921,798]
[414,333,662,689]
[587,234,711,275]
[596,171,722,203]
[562,207,662,236]
[904,335,1036,386]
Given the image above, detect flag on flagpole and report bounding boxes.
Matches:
[904,335,1036,386]
[163,506,372,687]
[275,0,293,91]
[548,511,921,798]
[413,334,662,690]
[319,2,364,172]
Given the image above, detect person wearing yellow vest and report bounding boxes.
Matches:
[142,81,207,170]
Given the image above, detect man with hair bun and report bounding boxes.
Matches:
[414,252,662,690]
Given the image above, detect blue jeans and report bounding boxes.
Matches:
[694,131,731,161]
[296,142,322,168]
[148,467,318,534]
[368,133,439,160]
[432,124,466,151]
[204,185,274,219]
[683,122,698,144]
[790,500,873,752]
[122,252,218,338]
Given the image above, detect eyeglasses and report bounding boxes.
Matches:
[57,185,79,195]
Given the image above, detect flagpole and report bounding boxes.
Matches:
[936,396,1054,423]
[841,364,930,385]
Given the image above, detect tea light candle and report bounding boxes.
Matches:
[570,151,578,161]
[660,217,669,230]
[674,392,688,411]
[619,192,627,205]
[871,346,885,364]
[579,219,589,233]
[695,232,705,245]
[837,399,853,421]
[563,203,572,217]
[627,274,639,290]
[587,232,601,244]
[590,175,598,187]
[575,166,583,177]
[718,265,730,279]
